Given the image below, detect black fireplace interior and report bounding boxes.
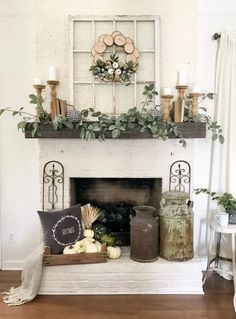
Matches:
[70,178,162,245]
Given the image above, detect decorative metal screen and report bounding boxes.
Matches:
[169,160,191,194]
[69,15,160,114]
[42,161,64,211]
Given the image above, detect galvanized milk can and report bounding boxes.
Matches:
[130,206,159,262]
[159,191,193,261]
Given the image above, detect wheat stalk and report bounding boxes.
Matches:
[81,205,101,229]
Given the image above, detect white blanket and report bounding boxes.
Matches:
[2,244,44,306]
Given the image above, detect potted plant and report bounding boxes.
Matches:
[195,188,236,224]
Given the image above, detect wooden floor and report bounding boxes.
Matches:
[0,270,235,319]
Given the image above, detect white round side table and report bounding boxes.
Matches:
[203,219,236,311]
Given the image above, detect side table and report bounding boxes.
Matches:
[203,219,236,311]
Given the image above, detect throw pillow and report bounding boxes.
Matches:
[38,204,83,254]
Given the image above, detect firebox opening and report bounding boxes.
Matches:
[70,178,162,245]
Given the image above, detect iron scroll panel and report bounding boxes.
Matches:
[169,160,191,194]
[42,160,64,211]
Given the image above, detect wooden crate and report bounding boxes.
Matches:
[43,244,107,266]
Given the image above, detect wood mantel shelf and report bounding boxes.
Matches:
[25,122,206,139]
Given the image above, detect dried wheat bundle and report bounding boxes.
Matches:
[81,205,101,229]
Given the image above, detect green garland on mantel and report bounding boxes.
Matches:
[0,84,224,148]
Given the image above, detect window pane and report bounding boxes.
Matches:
[95,84,113,113]
[74,84,93,108]
[95,21,113,40]
[136,21,155,50]
[74,21,93,51]
[116,84,134,113]
[137,52,155,81]
[74,53,93,82]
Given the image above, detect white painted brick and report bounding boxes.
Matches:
[40,248,204,295]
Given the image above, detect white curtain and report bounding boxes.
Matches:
[208,30,236,306]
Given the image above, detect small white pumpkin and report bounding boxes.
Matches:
[107,246,121,259]
[82,237,95,247]
[84,229,94,238]
[85,243,98,253]
[73,240,86,253]
[95,241,102,253]
[63,245,76,255]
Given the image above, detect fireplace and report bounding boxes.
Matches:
[38,140,204,295]
[70,177,162,245]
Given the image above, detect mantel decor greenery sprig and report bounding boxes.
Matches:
[184,93,225,144]
[0,83,224,148]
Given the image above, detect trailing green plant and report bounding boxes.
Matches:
[0,84,224,149]
[0,94,72,137]
[184,93,224,144]
[70,83,186,146]
[195,188,236,211]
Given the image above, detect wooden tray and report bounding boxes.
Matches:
[43,244,107,266]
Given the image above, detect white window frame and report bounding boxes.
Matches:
[69,15,160,113]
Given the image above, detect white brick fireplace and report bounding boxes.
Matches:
[38,138,205,294]
[34,0,205,295]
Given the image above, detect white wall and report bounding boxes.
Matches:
[0,0,236,268]
[35,0,197,101]
[0,0,40,269]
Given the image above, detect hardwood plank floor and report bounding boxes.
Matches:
[0,270,235,319]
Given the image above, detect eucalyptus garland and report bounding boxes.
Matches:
[0,83,224,148]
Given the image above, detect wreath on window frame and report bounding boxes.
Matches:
[89,31,139,85]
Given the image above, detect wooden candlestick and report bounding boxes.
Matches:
[161,95,174,121]
[175,85,188,122]
[33,84,46,115]
[47,80,59,120]
[189,93,203,117]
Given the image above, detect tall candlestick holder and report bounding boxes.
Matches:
[161,95,174,121]
[174,85,188,122]
[47,80,59,120]
[189,93,202,117]
[33,84,46,115]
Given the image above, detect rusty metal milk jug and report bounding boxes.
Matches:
[130,206,159,262]
[159,191,193,261]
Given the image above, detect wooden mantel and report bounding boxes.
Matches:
[25,122,206,139]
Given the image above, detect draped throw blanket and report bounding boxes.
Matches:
[2,245,44,306]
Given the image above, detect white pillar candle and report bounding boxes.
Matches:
[177,71,187,85]
[34,78,42,85]
[49,65,57,81]
[163,88,172,95]
[192,85,200,93]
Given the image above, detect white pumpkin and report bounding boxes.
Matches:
[95,241,102,253]
[85,243,98,253]
[73,240,86,253]
[63,245,76,255]
[84,229,94,238]
[107,246,121,259]
[82,237,95,247]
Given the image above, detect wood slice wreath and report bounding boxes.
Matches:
[89,31,139,84]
